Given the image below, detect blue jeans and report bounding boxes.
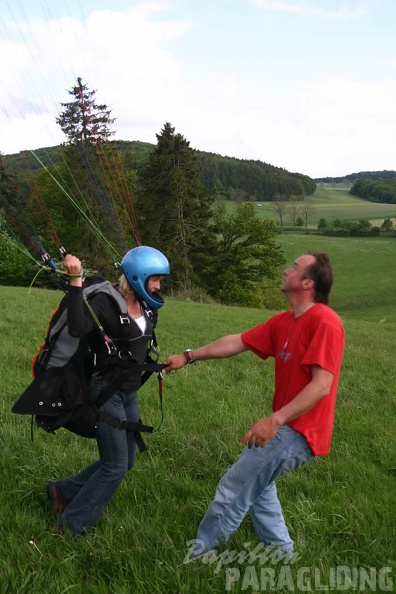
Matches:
[193,425,314,555]
[55,382,141,538]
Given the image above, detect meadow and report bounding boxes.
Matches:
[0,234,395,593]
[223,184,396,226]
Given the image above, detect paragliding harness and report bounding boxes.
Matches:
[12,276,166,452]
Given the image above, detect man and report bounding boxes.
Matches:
[163,252,345,557]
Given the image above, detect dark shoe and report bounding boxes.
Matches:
[47,481,62,513]
[53,523,65,535]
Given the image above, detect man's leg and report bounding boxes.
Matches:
[250,426,314,552]
[193,425,314,556]
[249,482,293,552]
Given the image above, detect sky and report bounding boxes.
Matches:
[0,0,395,178]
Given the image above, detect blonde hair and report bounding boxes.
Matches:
[118,273,134,297]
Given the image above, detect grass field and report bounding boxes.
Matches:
[278,235,396,322]
[222,183,396,226]
[0,235,395,593]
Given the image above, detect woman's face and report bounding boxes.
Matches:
[147,275,161,293]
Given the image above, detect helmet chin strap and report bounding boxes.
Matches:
[149,290,164,306]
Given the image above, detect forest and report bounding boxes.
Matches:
[3,140,316,202]
[315,170,396,183]
[349,177,396,204]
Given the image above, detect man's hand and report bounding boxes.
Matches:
[162,355,187,374]
[240,415,282,448]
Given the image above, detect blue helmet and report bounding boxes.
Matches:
[121,246,170,309]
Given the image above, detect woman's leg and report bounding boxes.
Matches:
[56,391,138,537]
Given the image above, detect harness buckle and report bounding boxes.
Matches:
[105,341,118,356]
[118,350,133,361]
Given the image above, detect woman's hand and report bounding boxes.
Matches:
[63,254,83,286]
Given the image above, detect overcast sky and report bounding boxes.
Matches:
[1,0,395,178]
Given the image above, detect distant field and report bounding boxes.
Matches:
[277,234,396,322]
[221,183,396,225]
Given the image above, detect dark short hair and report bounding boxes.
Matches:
[303,251,333,305]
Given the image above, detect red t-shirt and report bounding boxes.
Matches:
[241,303,344,456]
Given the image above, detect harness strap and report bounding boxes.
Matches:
[94,362,166,410]
[97,411,154,452]
[140,358,164,387]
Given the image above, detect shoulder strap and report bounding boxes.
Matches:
[82,281,129,356]
[84,280,128,315]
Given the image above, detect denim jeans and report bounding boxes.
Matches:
[55,381,140,538]
[193,424,314,556]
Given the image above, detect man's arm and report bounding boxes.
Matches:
[241,365,334,448]
[162,334,247,372]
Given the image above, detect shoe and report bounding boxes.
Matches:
[53,523,65,535]
[47,481,63,513]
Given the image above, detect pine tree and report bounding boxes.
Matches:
[138,122,216,292]
[56,77,115,144]
[52,79,136,273]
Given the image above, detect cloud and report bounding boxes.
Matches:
[249,0,368,20]
[1,1,395,178]
[279,78,396,176]
[0,3,192,153]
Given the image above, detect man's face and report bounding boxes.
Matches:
[280,254,316,294]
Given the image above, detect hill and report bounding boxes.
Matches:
[315,169,396,183]
[3,140,316,200]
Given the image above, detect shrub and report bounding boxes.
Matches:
[0,232,37,286]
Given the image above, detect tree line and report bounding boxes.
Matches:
[315,170,396,183]
[3,142,316,207]
[3,143,316,204]
[317,218,381,236]
[198,153,316,200]
[349,178,396,204]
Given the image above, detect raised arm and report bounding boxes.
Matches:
[63,254,95,337]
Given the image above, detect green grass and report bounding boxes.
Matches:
[278,235,396,321]
[222,184,396,225]
[0,235,395,593]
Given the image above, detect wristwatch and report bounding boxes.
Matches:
[183,349,196,364]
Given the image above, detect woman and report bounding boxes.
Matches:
[47,246,170,538]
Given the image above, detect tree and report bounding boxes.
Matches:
[381,218,394,232]
[137,122,216,292]
[0,229,37,285]
[300,201,316,233]
[56,77,116,144]
[287,195,303,230]
[55,77,118,236]
[230,188,251,203]
[0,154,43,284]
[272,195,288,231]
[317,218,327,232]
[203,202,286,306]
[51,79,139,273]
